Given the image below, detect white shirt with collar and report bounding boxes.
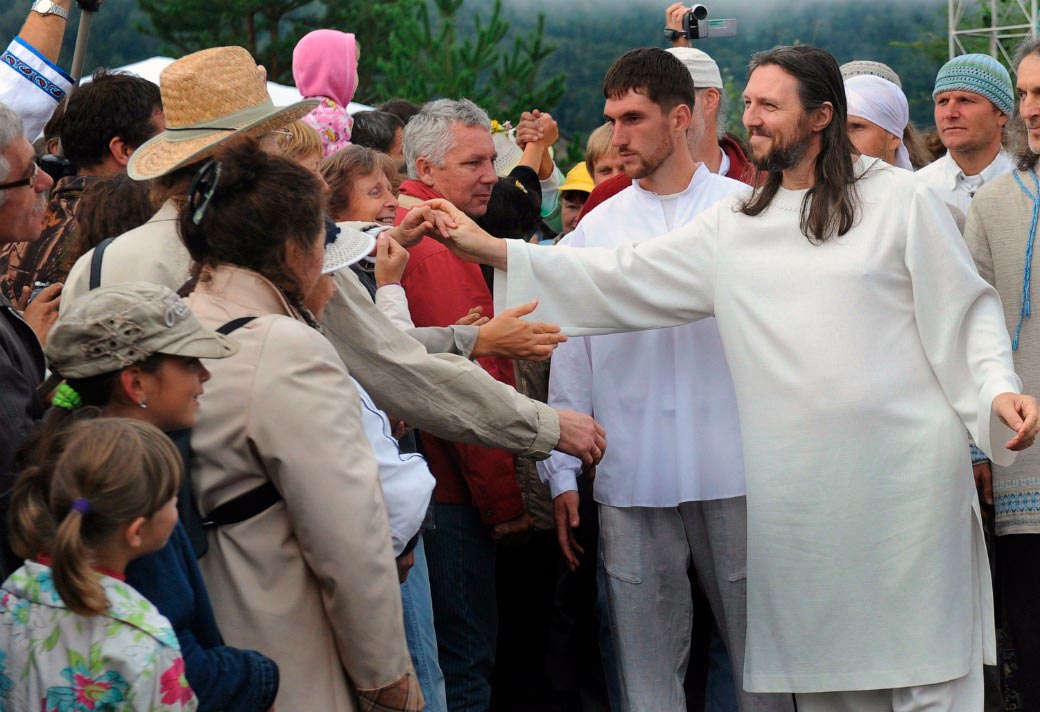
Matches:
[915,148,1014,216]
[536,164,748,506]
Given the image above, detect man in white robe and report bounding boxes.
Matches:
[426,45,1040,711]
[541,47,791,711]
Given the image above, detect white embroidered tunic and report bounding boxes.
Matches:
[494,157,1020,692]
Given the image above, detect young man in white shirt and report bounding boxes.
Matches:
[432,44,1040,711]
[916,53,1015,215]
[542,47,792,712]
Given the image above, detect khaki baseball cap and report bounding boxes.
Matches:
[47,282,238,378]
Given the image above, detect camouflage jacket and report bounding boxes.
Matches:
[0,175,97,302]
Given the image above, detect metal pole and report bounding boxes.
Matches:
[69,10,94,84]
[991,0,999,57]
[949,0,956,59]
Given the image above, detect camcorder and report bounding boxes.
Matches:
[665,5,737,42]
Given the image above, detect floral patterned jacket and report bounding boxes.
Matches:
[0,561,197,712]
[302,97,354,158]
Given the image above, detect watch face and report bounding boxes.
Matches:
[35,0,55,11]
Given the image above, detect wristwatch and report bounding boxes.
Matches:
[31,0,70,20]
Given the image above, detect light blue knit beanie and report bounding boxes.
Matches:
[933,53,1014,116]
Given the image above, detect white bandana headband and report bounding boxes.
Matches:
[844,75,912,170]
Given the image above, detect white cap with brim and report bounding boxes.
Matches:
[323,223,377,275]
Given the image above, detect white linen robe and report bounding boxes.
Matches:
[494,157,1021,693]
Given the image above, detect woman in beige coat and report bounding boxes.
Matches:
[179,139,423,711]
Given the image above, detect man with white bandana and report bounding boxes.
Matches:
[844,74,912,170]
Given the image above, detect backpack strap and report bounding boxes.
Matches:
[88,237,116,291]
[201,481,283,530]
[215,316,256,335]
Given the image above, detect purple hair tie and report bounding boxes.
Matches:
[70,498,90,515]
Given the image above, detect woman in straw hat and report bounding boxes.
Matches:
[61,46,320,313]
[3,281,280,712]
[180,138,431,711]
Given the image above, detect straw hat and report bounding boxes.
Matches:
[128,47,318,181]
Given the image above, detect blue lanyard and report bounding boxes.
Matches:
[1010,167,1039,350]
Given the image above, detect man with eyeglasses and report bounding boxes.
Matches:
[0,101,57,581]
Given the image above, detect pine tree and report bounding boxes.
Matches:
[373,0,566,123]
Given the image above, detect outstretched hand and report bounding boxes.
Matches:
[388,201,459,248]
[420,198,509,270]
[994,392,1040,451]
[471,300,567,361]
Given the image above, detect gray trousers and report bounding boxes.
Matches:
[599,498,794,712]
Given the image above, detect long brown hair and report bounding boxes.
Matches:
[9,419,180,616]
[1013,39,1040,172]
[740,46,860,243]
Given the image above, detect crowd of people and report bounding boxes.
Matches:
[1,1,1040,711]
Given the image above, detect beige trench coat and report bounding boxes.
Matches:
[185,265,418,711]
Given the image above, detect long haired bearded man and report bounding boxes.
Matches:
[431,45,1040,710]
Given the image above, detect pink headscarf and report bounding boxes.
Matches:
[292,30,359,157]
[293,30,358,106]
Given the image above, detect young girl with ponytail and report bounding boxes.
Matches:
[1,418,196,711]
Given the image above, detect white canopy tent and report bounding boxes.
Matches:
[91,56,374,114]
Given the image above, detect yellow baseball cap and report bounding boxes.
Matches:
[559,163,594,195]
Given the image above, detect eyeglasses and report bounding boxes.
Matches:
[0,165,39,191]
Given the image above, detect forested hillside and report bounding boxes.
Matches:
[0,0,948,137]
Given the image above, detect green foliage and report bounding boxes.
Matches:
[371,0,566,125]
[1,0,952,141]
[133,0,416,85]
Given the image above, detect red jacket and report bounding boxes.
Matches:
[578,134,761,222]
[396,180,523,525]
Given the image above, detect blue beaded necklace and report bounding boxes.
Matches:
[1010,167,1040,350]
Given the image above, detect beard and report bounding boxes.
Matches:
[749,118,815,172]
[623,134,674,180]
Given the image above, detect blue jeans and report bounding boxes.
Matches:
[423,503,497,712]
[401,538,447,712]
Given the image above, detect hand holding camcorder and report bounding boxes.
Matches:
[664,4,736,43]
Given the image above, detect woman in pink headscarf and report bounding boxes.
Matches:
[293,29,359,157]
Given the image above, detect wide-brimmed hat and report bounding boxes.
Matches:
[323,221,376,274]
[47,283,239,378]
[128,46,318,181]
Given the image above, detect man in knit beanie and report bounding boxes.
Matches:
[917,53,1015,214]
[963,38,1040,709]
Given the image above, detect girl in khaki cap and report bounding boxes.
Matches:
[2,281,279,712]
